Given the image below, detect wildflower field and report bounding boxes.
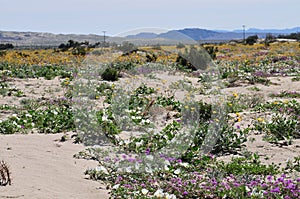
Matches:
[0,42,300,198]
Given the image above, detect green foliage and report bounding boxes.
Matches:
[176,45,211,71]
[204,45,218,59]
[246,35,258,45]
[151,44,161,50]
[190,119,249,156]
[285,156,300,173]
[278,32,300,40]
[0,63,72,79]
[176,42,185,49]
[254,114,299,144]
[216,153,280,176]
[145,53,157,62]
[101,67,119,81]
[0,103,74,134]
[117,41,136,53]
[0,51,7,57]
[270,90,300,98]
[71,46,87,56]
[253,99,300,144]
[155,96,181,112]
[96,109,121,136]
[0,43,14,50]
[0,82,25,97]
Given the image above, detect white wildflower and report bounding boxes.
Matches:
[135,140,143,147]
[25,113,32,118]
[125,166,132,173]
[102,115,108,121]
[124,139,130,146]
[179,162,189,168]
[174,168,181,175]
[95,166,109,175]
[146,155,154,161]
[164,164,169,171]
[112,184,120,189]
[145,166,153,173]
[165,193,177,199]
[153,189,164,198]
[141,188,149,195]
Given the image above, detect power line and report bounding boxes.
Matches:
[103,31,106,47]
[243,25,246,44]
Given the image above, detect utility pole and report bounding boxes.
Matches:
[103,31,106,47]
[243,25,246,44]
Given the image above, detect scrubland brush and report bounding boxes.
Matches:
[0,160,11,186]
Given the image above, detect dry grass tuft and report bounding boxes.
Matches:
[0,160,11,186]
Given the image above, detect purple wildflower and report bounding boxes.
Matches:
[270,187,280,193]
[145,148,150,155]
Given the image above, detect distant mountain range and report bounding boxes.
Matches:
[0,27,299,46]
[126,27,300,41]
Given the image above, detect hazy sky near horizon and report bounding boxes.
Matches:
[1,0,299,35]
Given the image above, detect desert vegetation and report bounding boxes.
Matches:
[0,41,300,198]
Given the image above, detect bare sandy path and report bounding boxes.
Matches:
[0,133,109,199]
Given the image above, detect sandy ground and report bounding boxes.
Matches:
[0,74,299,198]
[0,133,109,199]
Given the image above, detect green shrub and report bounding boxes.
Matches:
[101,67,119,81]
[246,35,258,45]
[0,51,7,57]
[204,45,218,59]
[176,42,185,49]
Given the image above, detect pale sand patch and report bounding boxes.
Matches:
[0,133,109,199]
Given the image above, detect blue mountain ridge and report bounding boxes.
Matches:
[126,27,300,41]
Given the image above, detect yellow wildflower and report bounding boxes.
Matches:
[161,80,167,84]
[257,118,265,122]
[233,93,238,98]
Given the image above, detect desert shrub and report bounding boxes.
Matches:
[246,35,258,45]
[176,45,211,71]
[101,67,119,81]
[204,45,218,59]
[176,42,185,49]
[151,44,161,50]
[265,33,276,46]
[0,43,13,50]
[71,46,87,56]
[146,54,157,62]
[117,41,136,53]
[0,51,6,57]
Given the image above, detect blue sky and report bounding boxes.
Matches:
[1,0,299,36]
